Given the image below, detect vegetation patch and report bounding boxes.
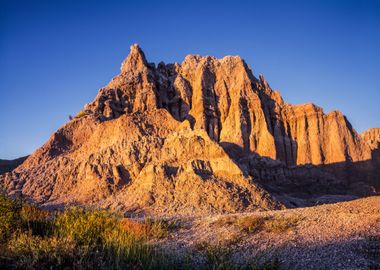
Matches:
[263,215,300,233]
[0,194,282,269]
[211,215,238,227]
[75,110,88,119]
[0,195,173,269]
[232,214,300,234]
[195,241,280,270]
[237,215,267,233]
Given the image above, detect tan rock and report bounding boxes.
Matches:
[0,44,378,215]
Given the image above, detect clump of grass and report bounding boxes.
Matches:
[234,215,300,234]
[120,218,180,240]
[263,216,300,233]
[6,233,76,269]
[237,216,266,233]
[195,241,280,270]
[146,218,181,239]
[20,204,51,236]
[196,241,234,269]
[212,215,238,227]
[75,110,88,119]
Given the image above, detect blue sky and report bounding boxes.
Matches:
[0,0,379,159]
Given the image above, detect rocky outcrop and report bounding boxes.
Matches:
[86,45,371,167]
[361,128,380,151]
[0,44,378,214]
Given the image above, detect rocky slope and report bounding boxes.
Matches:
[0,44,378,215]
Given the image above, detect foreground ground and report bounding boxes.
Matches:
[0,195,379,269]
[155,196,380,270]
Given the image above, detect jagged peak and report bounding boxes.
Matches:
[362,127,380,134]
[120,43,148,73]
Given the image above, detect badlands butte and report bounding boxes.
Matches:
[1,44,379,216]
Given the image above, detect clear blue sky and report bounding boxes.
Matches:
[1,0,379,159]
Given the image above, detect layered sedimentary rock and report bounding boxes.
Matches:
[0,44,378,214]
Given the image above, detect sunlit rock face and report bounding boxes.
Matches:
[361,128,380,151]
[1,45,378,215]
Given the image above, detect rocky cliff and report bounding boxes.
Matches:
[0,44,378,214]
[361,128,380,152]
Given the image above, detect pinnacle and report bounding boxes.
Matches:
[120,43,148,73]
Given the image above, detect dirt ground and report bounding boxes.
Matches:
[155,196,380,269]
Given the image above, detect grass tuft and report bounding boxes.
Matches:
[75,110,88,119]
[213,214,301,235]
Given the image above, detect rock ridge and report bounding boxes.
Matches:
[0,44,378,215]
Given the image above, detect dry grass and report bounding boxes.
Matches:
[213,214,301,235]
[211,215,237,227]
[0,195,174,269]
[263,215,300,233]
[75,110,88,119]
[237,215,266,233]
[0,194,283,269]
[195,241,280,270]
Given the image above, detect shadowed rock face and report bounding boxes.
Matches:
[0,44,378,215]
[0,156,28,175]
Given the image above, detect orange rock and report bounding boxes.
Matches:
[0,44,378,214]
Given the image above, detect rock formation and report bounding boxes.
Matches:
[361,128,380,152]
[0,44,378,214]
